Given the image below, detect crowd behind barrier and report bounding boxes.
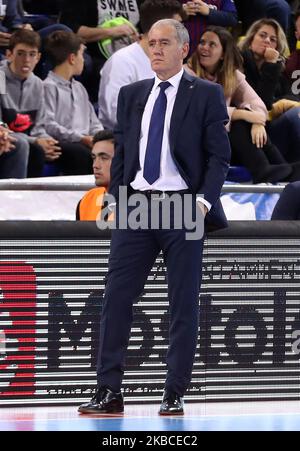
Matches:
[0,175,284,220]
[0,1,300,219]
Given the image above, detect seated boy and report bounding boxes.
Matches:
[43,30,104,175]
[0,28,61,177]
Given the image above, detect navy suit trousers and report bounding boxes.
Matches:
[97,200,205,396]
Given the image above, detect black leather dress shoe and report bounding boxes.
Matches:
[78,387,124,414]
[158,391,184,416]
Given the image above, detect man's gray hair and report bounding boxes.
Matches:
[150,19,190,46]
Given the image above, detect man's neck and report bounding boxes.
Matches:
[138,34,150,58]
[156,67,183,82]
[53,64,74,81]
[8,63,29,81]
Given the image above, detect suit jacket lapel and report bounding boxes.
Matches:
[126,79,154,174]
[135,79,154,130]
[170,71,195,152]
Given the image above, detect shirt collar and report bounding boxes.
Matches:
[153,68,184,91]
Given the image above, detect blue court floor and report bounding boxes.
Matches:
[0,401,300,431]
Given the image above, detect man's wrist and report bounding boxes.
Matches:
[196,196,211,212]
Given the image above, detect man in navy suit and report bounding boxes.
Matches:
[78,18,231,415]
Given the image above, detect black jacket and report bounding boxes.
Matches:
[272,182,300,220]
[242,49,298,109]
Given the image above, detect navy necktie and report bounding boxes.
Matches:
[143,81,170,185]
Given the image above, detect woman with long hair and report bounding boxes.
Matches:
[239,18,300,163]
[187,25,300,183]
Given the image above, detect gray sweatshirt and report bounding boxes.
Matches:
[0,60,50,143]
[43,71,103,142]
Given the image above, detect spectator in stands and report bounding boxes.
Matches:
[76,130,114,220]
[235,0,291,34]
[0,0,61,43]
[0,1,71,77]
[271,181,300,218]
[59,0,143,102]
[1,29,95,177]
[98,0,183,129]
[0,0,32,57]
[180,0,238,55]
[43,31,103,175]
[285,9,300,82]
[187,26,300,183]
[0,124,29,178]
[17,1,59,30]
[0,29,62,177]
[240,18,300,163]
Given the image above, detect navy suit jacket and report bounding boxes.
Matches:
[110,70,231,231]
[272,182,300,220]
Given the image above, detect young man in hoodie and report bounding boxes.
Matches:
[0,28,100,177]
[43,30,103,175]
[0,28,61,177]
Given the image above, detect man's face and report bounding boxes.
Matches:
[92,140,114,187]
[7,44,41,79]
[148,24,189,80]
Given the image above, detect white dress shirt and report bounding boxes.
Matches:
[131,68,211,211]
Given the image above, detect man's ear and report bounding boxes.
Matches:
[182,42,189,60]
[68,53,76,65]
[37,52,41,63]
[5,49,13,61]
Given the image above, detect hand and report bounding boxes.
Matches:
[243,110,266,126]
[109,24,139,41]
[22,23,34,31]
[0,31,11,47]
[197,201,208,217]
[264,47,280,63]
[193,0,210,15]
[80,135,94,149]
[270,99,300,119]
[183,1,198,16]
[183,1,210,16]
[35,137,62,161]
[251,124,267,148]
[0,127,15,154]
